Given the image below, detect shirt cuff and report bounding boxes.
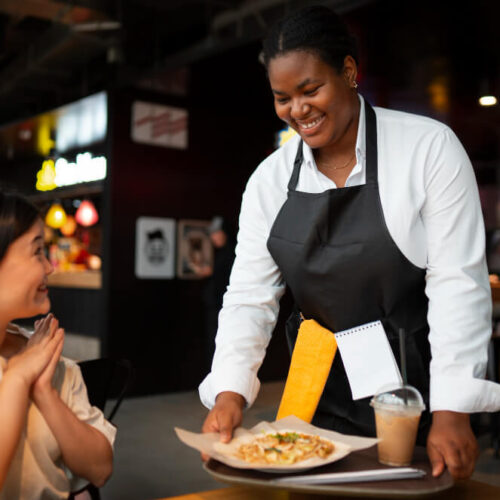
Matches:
[430,374,500,412]
[198,368,261,410]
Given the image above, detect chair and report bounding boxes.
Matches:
[78,358,134,422]
[69,358,134,500]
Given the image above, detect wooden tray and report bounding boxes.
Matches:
[204,446,453,498]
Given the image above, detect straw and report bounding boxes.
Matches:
[399,328,408,404]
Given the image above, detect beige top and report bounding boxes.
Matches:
[0,346,116,499]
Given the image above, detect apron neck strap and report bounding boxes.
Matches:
[288,98,378,191]
[288,141,304,191]
[364,99,378,184]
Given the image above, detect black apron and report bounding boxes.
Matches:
[267,100,431,444]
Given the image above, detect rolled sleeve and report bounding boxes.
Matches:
[423,128,500,412]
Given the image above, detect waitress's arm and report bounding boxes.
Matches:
[422,127,498,478]
[199,150,290,439]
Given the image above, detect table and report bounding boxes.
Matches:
[162,480,500,500]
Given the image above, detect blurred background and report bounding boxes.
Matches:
[0,0,498,397]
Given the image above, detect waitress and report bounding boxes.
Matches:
[199,5,499,479]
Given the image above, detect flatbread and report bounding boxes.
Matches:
[236,430,335,465]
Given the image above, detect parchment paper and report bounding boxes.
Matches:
[175,415,378,471]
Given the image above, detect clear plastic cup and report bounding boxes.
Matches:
[370,384,425,466]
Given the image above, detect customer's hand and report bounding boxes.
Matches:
[6,315,63,389]
[427,410,479,479]
[201,391,245,461]
[31,315,64,402]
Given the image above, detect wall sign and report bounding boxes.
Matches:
[131,101,188,150]
[177,219,213,280]
[135,217,176,279]
[36,153,107,191]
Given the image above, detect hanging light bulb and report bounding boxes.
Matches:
[75,199,99,227]
[60,215,77,236]
[45,202,67,229]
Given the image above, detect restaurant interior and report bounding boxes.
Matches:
[0,0,499,499]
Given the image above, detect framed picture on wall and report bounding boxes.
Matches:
[135,217,176,279]
[177,219,213,279]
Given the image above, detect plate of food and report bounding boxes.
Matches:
[220,428,348,472]
[175,415,377,472]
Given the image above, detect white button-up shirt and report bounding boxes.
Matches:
[199,95,500,414]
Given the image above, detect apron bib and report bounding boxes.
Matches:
[267,100,431,443]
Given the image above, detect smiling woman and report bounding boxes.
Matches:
[267,51,359,186]
[0,192,115,500]
[0,218,52,320]
[200,4,499,483]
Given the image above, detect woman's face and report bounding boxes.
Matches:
[268,51,358,150]
[0,219,53,321]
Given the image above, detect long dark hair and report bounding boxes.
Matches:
[0,192,40,261]
[261,5,358,73]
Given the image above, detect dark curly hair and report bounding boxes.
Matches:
[261,5,358,73]
[0,192,40,261]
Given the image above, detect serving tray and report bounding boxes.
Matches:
[204,446,453,498]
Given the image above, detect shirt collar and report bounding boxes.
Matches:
[302,93,366,169]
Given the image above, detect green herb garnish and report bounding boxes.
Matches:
[272,432,300,443]
[264,447,282,453]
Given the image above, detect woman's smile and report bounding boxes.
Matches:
[0,219,53,320]
[295,114,326,134]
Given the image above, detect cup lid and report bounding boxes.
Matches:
[369,383,425,412]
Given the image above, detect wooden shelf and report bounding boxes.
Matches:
[48,270,102,289]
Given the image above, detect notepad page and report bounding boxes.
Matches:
[334,320,402,400]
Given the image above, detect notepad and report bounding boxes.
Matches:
[334,320,402,400]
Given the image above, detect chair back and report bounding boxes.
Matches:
[78,358,134,423]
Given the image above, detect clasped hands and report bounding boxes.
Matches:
[202,392,479,480]
[6,313,64,402]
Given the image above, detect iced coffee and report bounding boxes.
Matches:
[370,385,425,466]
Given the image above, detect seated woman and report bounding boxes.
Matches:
[0,192,115,499]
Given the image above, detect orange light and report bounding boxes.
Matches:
[87,254,102,270]
[60,215,77,236]
[45,203,67,229]
[75,200,99,227]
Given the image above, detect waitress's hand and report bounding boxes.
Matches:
[426,411,479,479]
[201,391,245,461]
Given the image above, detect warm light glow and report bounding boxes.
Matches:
[75,200,99,227]
[36,159,57,191]
[36,116,55,156]
[87,254,102,270]
[45,203,67,229]
[479,95,498,107]
[60,215,77,236]
[428,78,450,114]
[277,126,297,147]
[35,153,107,191]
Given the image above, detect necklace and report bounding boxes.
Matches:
[316,152,356,171]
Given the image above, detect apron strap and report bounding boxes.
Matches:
[288,140,304,191]
[364,100,378,185]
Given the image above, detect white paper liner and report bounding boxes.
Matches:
[175,415,378,471]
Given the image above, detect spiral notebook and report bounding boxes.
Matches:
[334,320,402,400]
